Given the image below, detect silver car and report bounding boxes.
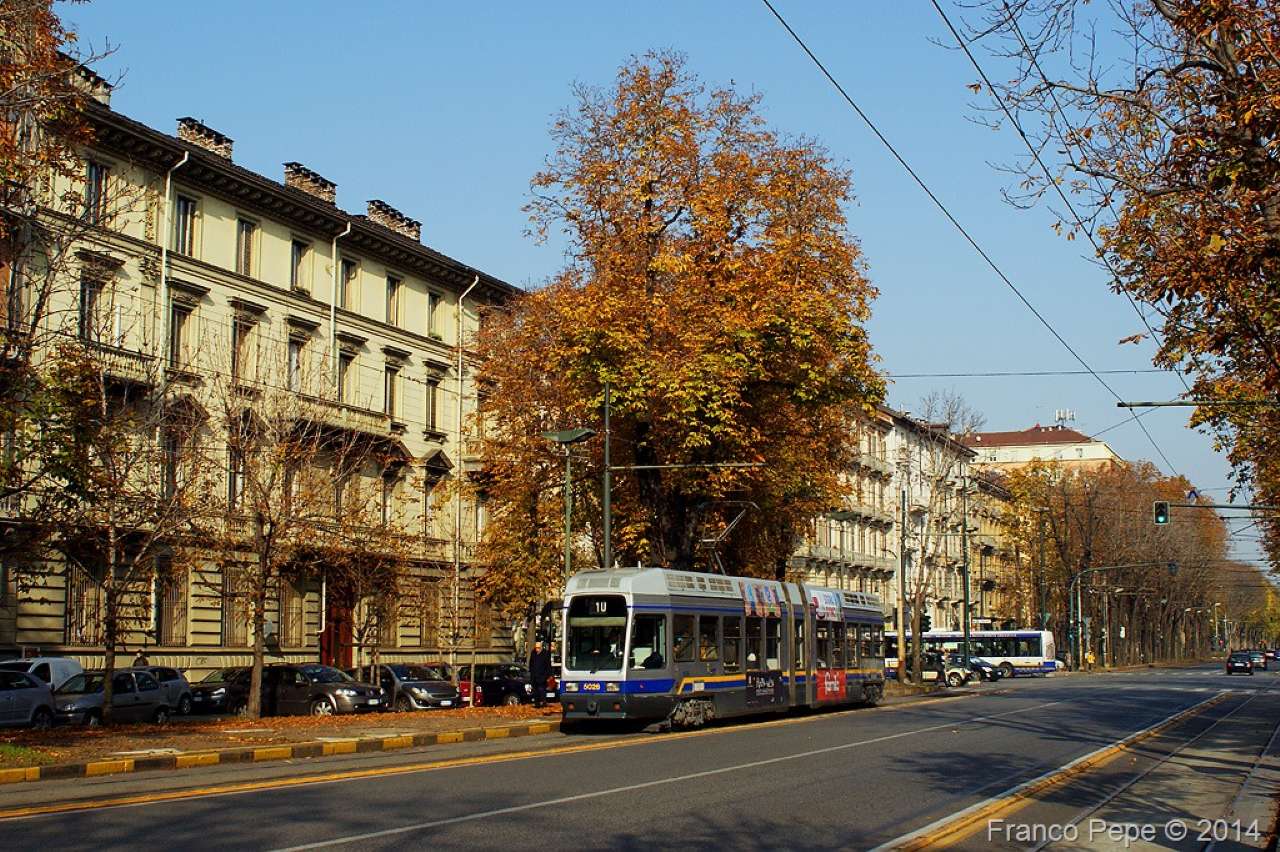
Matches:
[0,670,56,728]
[55,669,171,726]
[141,666,193,715]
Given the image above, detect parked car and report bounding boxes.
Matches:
[905,652,973,688]
[1249,650,1268,671]
[190,667,249,714]
[1226,652,1254,675]
[1265,649,1277,662]
[348,664,459,712]
[457,663,535,706]
[0,670,56,729]
[55,669,170,726]
[0,657,84,690]
[964,655,1000,682]
[260,664,382,717]
[141,666,193,715]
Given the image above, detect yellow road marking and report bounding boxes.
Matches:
[0,687,989,819]
[889,692,1228,850]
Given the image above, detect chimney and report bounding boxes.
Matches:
[71,62,112,106]
[366,199,421,242]
[176,117,233,159]
[283,162,337,204]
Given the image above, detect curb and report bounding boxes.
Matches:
[0,719,561,787]
[878,692,1229,850]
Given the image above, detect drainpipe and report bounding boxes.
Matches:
[158,152,189,382]
[452,275,479,691]
[329,223,351,392]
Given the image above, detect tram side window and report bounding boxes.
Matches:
[765,619,781,669]
[831,622,846,669]
[674,615,696,663]
[698,615,719,661]
[848,624,860,666]
[745,617,763,667]
[723,616,742,672]
[815,623,831,669]
[630,614,668,669]
[793,620,804,671]
[860,626,875,660]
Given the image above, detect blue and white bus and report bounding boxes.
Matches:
[885,629,1057,678]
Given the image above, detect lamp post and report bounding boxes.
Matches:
[541,428,596,581]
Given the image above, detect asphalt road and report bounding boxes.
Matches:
[2,665,1275,851]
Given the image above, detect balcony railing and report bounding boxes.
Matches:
[858,452,894,476]
[87,340,156,384]
[307,395,392,436]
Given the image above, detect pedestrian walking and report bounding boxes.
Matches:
[132,649,150,667]
[528,640,552,708]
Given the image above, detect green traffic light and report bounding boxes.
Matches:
[1154,501,1170,525]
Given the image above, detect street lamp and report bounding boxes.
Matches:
[542,427,596,581]
[1068,561,1177,670]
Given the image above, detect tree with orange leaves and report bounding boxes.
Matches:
[967,0,1280,570]
[474,52,884,616]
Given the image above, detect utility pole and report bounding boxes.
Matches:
[602,382,612,572]
[960,473,971,667]
[897,488,907,684]
[1037,510,1047,629]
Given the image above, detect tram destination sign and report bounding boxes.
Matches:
[745,670,787,708]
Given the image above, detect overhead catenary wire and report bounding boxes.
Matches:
[759,0,1181,478]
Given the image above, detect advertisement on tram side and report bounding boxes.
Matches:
[742,581,783,618]
[745,670,787,708]
[816,668,846,701]
[809,590,842,622]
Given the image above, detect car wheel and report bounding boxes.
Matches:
[311,698,335,716]
[947,671,965,688]
[178,695,193,716]
[153,706,170,724]
[228,699,246,716]
[85,711,102,727]
[998,662,1015,679]
[395,696,413,713]
[30,708,53,730]
[502,693,521,706]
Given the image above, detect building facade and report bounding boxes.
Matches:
[962,423,1122,472]
[0,76,517,675]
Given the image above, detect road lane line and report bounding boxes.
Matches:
[870,690,1230,851]
[0,697,1063,827]
[269,699,1067,851]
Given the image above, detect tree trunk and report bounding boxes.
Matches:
[247,577,266,720]
[101,528,118,724]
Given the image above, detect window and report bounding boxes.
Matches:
[173,195,197,255]
[427,291,441,338]
[338,352,355,403]
[380,472,395,527]
[161,429,180,499]
[831,622,846,669]
[169,300,192,369]
[231,318,256,382]
[64,563,103,645]
[697,615,719,661]
[745,617,763,668]
[280,581,304,647]
[290,240,309,291]
[79,277,104,341]
[377,598,399,648]
[417,580,439,648]
[722,616,742,672]
[473,598,493,649]
[629,614,668,669]
[221,568,249,647]
[672,615,696,663]
[112,673,136,695]
[155,563,187,646]
[423,468,444,525]
[288,338,304,392]
[385,275,401,325]
[384,365,399,417]
[424,379,439,431]
[226,447,245,509]
[85,161,109,224]
[340,259,358,309]
[235,219,256,276]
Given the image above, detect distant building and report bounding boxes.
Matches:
[961,424,1122,472]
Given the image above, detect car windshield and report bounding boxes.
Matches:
[1230,653,1251,661]
[200,668,242,684]
[57,673,104,694]
[565,595,626,672]
[300,665,352,684]
[388,665,443,681]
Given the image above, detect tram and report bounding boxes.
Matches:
[559,567,886,726]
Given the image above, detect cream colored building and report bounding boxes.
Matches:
[0,75,517,674]
[962,423,1122,472]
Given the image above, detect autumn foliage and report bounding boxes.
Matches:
[475,53,883,614]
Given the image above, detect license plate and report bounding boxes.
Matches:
[440,700,452,707]
[367,698,380,705]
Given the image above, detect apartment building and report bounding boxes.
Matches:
[962,423,1122,472]
[0,75,518,674]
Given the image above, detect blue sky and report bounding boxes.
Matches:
[59,1,1265,564]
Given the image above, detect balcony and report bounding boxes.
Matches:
[86,340,157,386]
[306,396,392,437]
[858,452,894,477]
[422,536,478,564]
[461,437,485,475]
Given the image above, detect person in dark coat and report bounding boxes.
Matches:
[528,641,553,708]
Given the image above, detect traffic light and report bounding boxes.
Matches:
[921,613,932,633]
[1154,501,1170,525]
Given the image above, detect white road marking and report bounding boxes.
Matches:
[272,699,1071,851]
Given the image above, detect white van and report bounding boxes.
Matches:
[0,657,84,689]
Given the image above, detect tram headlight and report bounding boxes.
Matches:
[605,682,620,693]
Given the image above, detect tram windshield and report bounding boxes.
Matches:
[566,595,627,673]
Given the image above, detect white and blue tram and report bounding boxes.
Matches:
[559,567,886,726]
